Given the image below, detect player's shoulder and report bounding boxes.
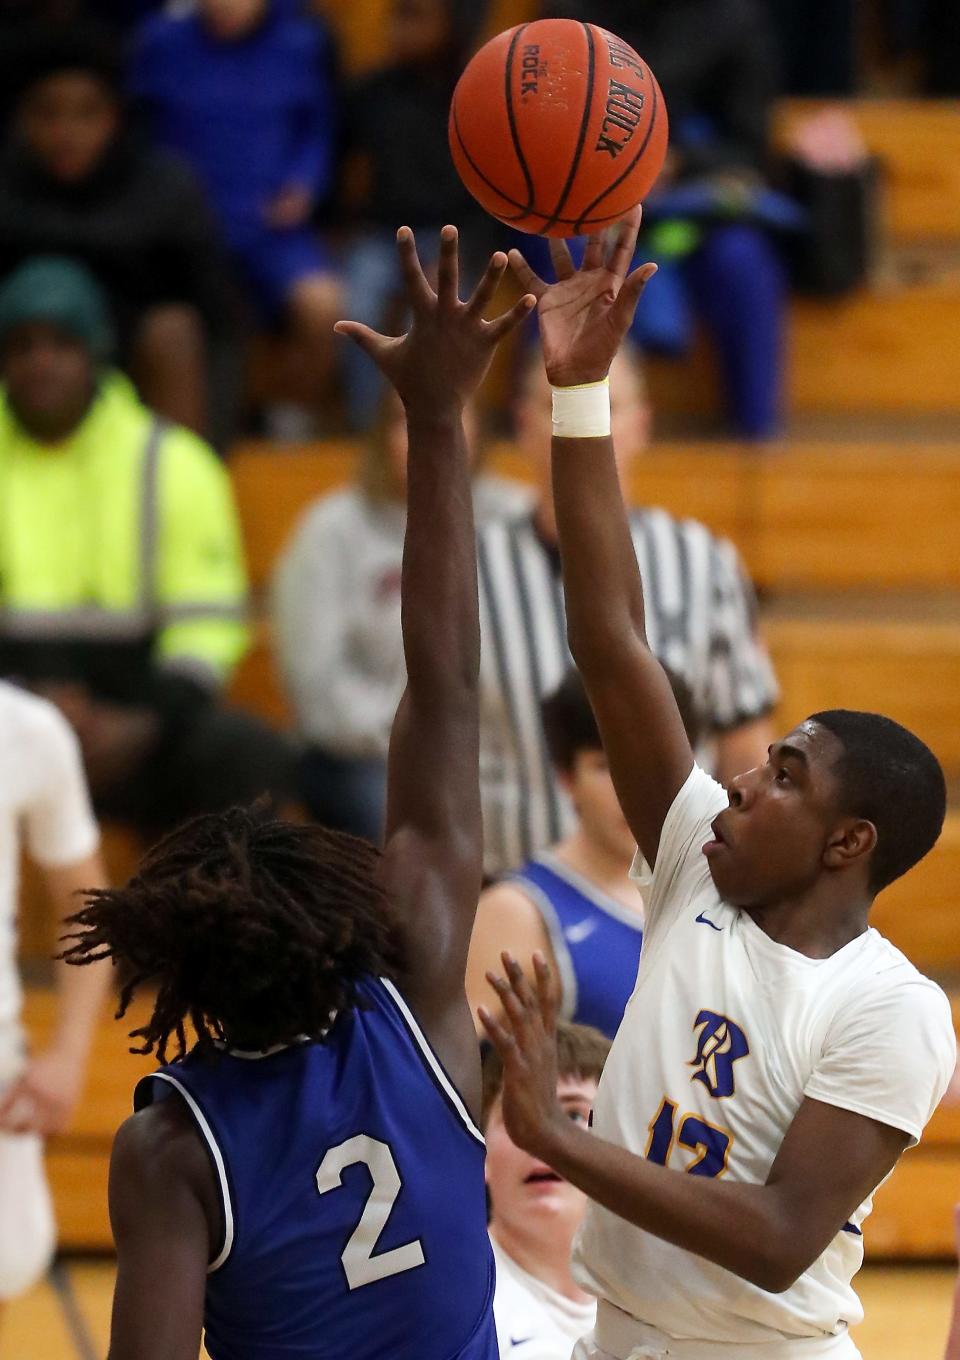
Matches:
[0,682,77,757]
[479,877,546,927]
[831,928,955,1031]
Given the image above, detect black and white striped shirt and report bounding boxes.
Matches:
[477,508,778,876]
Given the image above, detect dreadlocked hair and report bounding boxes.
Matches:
[60,805,402,1063]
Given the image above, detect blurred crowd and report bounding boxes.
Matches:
[0,0,948,858]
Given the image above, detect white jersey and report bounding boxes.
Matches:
[493,1238,596,1360]
[573,764,956,1348]
[0,683,99,1079]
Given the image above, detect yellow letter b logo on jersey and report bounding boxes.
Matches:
[688,1010,749,1098]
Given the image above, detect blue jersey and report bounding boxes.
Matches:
[135,977,497,1360]
[511,854,644,1039]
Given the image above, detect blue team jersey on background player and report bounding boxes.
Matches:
[510,853,644,1039]
[134,976,497,1360]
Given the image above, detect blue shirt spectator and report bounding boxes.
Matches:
[130,0,341,407]
[131,0,336,256]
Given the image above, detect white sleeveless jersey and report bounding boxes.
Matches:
[573,765,956,1347]
[0,683,99,1080]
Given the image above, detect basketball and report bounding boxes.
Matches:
[449,19,668,238]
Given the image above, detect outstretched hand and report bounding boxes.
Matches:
[335,225,535,416]
[478,952,567,1159]
[508,207,657,387]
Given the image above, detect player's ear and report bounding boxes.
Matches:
[823,818,877,873]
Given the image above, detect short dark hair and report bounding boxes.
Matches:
[481,1019,610,1127]
[809,709,946,894]
[60,805,402,1062]
[15,22,122,107]
[542,665,701,772]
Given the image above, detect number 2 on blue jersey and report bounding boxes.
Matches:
[645,1097,732,1178]
[316,1135,426,1290]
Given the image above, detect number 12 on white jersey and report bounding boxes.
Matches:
[316,1134,426,1290]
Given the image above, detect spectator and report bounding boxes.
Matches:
[468,667,698,1040]
[0,23,233,437]
[130,0,341,426]
[339,0,495,429]
[273,387,530,844]
[477,345,777,878]
[483,1021,610,1359]
[0,257,295,837]
[0,682,110,1323]
[545,0,788,439]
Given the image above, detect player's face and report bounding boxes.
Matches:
[485,1076,598,1244]
[2,322,95,441]
[19,73,119,183]
[516,350,651,498]
[561,749,636,866]
[200,0,268,40]
[703,720,850,908]
[389,0,451,64]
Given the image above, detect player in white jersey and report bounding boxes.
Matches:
[484,1022,609,1360]
[478,210,957,1360]
[0,681,109,1323]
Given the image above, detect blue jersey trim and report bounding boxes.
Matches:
[506,875,578,1022]
[379,979,485,1146]
[150,1071,235,1272]
[534,852,645,930]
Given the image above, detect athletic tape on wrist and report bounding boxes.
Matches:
[551,378,611,438]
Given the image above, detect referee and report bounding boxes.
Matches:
[477,344,777,877]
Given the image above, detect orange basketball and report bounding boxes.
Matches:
[449,19,668,238]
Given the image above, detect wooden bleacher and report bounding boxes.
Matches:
[773,100,960,244]
[231,439,960,593]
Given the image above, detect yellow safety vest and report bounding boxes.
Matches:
[0,373,249,681]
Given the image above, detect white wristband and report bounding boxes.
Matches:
[551,378,611,438]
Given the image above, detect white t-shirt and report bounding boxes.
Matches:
[493,1238,596,1360]
[0,683,99,1075]
[573,764,956,1347]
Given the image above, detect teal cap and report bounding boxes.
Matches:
[0,256,114,360]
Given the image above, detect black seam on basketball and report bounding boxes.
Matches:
[541,22,597,234]
[504,24,536,214]
[574,75,660,233]
[452,95,641,229]
[451,95,532,222]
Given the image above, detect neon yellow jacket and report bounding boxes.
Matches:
[0,373,250,685]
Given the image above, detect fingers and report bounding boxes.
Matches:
[465,250,508,317]
[548,236,576,281]
[478,1005,517,1058]
[486,293,537,343]
[532,951,558,1034]
[610,261,658,334]
[333,320,399,362]
[0,1083,37,1135]
[507,248,547,299]
[436,224,460,308]
[396,225,436,312]
[606,206,643,280]
[581,231,606,272]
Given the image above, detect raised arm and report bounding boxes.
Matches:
[509,213,693,867]
[336,228,533,1083]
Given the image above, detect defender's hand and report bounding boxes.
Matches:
[479,952,566,1160]
[507,208,657,387]
[335,225,535,416]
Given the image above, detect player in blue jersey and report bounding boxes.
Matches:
[62,225,535,1360]
[468,667,699,1039]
